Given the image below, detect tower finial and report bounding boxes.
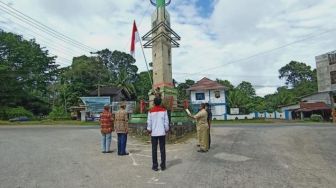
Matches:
[150,0,171,8]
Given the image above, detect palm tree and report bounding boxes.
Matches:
[114,68,136,99]
[227,89,250,114]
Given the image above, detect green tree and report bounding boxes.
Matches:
[226,89,251,114]
[0,30,58,115]
[95,49,138,83]
[279,61,315,87]
[236,81,256,97]
[250,96,267,112]
[134,70,153,100]
[114,68,137,100]
[263,87,296,112]
[216,79,234,91]
[57,55,110,108]
[176,79,195,101]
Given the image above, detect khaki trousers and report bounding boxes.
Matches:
[196,125,201,145]
[199,124,209,151]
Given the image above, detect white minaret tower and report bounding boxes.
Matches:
[143,0,180,102]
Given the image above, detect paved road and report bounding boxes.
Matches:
[0,124,336,188]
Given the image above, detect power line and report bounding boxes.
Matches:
[0,2,96,52]
[0,25,72,66]
[0,22,84,57]
[185,28,336,76]
[173,72,278,78]
[0,6,91,54]
[0,30,72,65]
[0,1,96,51]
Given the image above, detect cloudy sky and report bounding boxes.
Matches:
[0,0,335,96]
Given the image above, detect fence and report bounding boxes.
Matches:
[225,111,286,120]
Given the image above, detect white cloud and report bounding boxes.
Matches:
[1,0,336,96]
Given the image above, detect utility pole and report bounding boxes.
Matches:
[330,91,335,123]
[96,84,106,97]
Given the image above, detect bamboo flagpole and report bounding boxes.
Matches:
[130,20,153,88]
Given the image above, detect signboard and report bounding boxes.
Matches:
[230,108,239,115]
[80,97,110,113]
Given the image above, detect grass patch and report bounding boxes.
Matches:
[0,120,98,126]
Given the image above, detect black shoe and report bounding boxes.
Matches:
[152,167,159,171]
[106,151,113,153]
[102,151,106,153]
[119,153,129,156]
[161,166,166,171]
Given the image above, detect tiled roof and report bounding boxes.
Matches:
[187,77,226,91]
[296,102,330,112]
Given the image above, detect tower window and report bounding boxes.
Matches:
[331,71,336,84]
[329,54,336,65]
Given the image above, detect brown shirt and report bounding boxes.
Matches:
[114,109,128,133]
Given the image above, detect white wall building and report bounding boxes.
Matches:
[187,77,227,120]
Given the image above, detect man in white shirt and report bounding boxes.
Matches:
[147,97,170,171]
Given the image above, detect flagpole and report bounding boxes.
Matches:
[138,32,154,88]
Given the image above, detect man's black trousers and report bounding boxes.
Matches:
[151,136,166,169]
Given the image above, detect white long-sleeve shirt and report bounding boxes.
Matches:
[147,106,169,137]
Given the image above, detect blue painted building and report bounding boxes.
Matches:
[187,77,227,120]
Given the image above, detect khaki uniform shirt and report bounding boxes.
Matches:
[194,109,208,128]
[114,109,128,133]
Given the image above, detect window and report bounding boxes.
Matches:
[329,54,336,65]
[214,91,220,98]
[195,93,205,100]
[331,71,336,84]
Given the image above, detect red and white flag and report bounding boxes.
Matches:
[130,20,140,57]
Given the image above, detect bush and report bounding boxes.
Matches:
[310,114,323,122]
[48,106,70,120]
[0,107,34,120]
[0,107,7,120]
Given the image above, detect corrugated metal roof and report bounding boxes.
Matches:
[296,102,331,112]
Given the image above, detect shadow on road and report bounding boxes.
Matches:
[167,159,182,169]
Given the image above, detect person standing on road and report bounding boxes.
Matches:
[147,97,170,171]
[100,104,114,153]
[205,103,212,149]
[114,102,129,156]
[189,103,209,152]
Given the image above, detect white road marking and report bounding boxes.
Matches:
[134,154,152,158]
[129,152,139,166]
[147,177,166,185]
